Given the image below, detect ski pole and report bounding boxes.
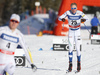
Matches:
[83,23,91,34]
[62,22,64,30]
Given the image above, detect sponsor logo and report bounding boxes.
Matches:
[53,44,76,51]
[91,35,100,45]
[70,16,79,19]
[53,38,82,51]
[4,35,17,42]
[68,15,81,20]
[1,33,19,43]
[14,56,25,66]
[91,40,100,45]
[53,44,82,51]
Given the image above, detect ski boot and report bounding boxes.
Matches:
[77,61,81,72]
[68,62,72,72]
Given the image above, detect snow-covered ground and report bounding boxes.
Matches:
[14,30,100,75]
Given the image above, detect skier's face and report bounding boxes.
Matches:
[9,19,19,31]
[71,5,77,14]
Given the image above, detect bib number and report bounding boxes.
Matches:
[6,43,11,48]
[71,20,77,26]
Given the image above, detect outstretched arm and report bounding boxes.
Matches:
[19,33,37,71]
[19,35,32,64]
[81,12,89,23]
[58,12,68,22]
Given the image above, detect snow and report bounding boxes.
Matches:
[14,30,100,75]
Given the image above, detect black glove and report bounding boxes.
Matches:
[62,18,65,22]
[31,64,37,72]
[81,19,86,23]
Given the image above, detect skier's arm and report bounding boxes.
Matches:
[58,12,68,22]
[19,33,37,71]
[81,12,89,23]
[19,34,32,65]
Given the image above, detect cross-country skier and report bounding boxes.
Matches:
[58,3,89,72]
[0,14,37,75]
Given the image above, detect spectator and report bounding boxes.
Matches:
[48,8,56,30]
[91,14,100,34]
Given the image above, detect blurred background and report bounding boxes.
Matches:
[0,0,100,35]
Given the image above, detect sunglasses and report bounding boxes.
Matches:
[71,8,76,9]
[10,20,19,23]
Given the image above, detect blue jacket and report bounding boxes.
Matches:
[91,17,99,26]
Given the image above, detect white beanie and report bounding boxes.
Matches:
[10,14,20,22]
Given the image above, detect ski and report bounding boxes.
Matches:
[23,67,67,72]
[75,70,80,74]
[66,70,71,74]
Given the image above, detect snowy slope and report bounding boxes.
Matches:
[14,30,100,75]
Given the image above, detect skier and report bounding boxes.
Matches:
[58,3,89,72]
[0,14,37,75]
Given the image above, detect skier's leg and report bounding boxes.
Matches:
[75,36,81,61]
[68,36,74,62]
[75,35,81,71]
[68,35,74,71]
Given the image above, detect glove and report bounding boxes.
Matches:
[31,64,37,72]
[81,19,86,23]
[62,18,65,22]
